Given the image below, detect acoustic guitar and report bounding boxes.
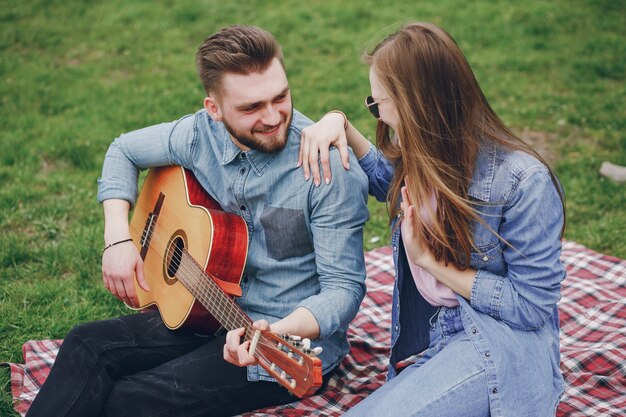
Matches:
[128,165,322,398]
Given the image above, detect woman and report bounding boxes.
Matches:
[299,22,566,417]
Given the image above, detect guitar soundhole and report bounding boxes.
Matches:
[164,231,187,285]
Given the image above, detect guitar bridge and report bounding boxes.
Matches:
[139,192,165,260]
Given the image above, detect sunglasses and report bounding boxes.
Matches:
[365,95,389,119]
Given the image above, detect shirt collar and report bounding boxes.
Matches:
[468,140,496,202]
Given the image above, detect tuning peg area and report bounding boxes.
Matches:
[278,334,324,357]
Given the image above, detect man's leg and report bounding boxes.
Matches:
[26,311,210,417]
[100,335,298,417]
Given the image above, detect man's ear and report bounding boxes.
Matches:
[204,96,223,121]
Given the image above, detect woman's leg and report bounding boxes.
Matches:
[344,308,490,417]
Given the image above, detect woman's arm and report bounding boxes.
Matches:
[401,170,565,330]
[468,170,566,330]
[299,112,371,185]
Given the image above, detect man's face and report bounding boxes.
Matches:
[206,58,293,154]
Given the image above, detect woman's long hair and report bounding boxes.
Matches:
[365,22,565,269]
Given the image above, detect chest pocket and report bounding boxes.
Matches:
[469,200,505,272]
[260,205,314,261]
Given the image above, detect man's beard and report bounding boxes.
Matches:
[223,108,293,154]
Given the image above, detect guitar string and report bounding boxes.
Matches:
[137,221,251,332]
[179,259,316,384]
[137,206,256,332]
[133,208,317,385]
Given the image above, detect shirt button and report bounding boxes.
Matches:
[240,153,246,159]
[492,387,498,394]
[482,255,489,262]
[394,325,399,331]
[240,167,246,174]
[240,205,247,211]
[485,352,491,357]
[472,328,477,334]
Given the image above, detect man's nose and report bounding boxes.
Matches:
[260,104,281,126]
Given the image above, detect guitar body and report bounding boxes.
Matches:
[129,165,248,333]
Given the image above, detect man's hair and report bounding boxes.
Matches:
[196,25,284,96]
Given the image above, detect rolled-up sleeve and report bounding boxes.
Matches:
[357,144,394,202]
[470,168,566,330]
[297,149,370,338]
[97,115,197,205]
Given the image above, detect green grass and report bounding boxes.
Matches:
[1,0,625,414]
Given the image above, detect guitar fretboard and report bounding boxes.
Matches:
[175,249,257,340]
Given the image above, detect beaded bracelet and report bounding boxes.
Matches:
[102,238,133,254]
[326,110,348,131]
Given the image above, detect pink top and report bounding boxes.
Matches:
[404,243,459,307]
[401,194,459,308]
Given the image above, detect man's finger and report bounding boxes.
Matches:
[135,260,150,292]
[237,340,253,364]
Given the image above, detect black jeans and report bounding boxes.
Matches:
[26,311,320,417]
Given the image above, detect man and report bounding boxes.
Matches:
[26,25,369,417]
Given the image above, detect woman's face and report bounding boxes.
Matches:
[369,67,399,131]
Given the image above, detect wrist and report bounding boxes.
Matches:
[102,238,133,254]
[325,110,348,131]
[412,250,438,271]
[104,230,131,246]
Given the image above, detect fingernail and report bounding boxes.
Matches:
[296,160,302,167]
[305,174,310,181]
[314,180,320,186]
[325,177,330,185]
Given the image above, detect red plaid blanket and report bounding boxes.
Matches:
[5,241,626,416]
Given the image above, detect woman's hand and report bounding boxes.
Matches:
[400,182,475,299]
[299,112,350,186]
[223,320,271,367]
[400,184,434,268]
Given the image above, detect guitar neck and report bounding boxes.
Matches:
[176,249,254,337]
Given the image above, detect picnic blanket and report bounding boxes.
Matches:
[4,241,626,416]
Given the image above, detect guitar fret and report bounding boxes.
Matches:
[176,251,252,333]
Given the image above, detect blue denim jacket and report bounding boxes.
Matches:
[97,109,370,382]
[359,142,566,417]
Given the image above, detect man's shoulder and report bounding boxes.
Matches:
[289,109,314,134]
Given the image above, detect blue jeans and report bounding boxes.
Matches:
[344,307,490,417]
[25,311,320,417]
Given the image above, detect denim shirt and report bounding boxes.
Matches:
[359,142,566,417]
[97,109,370,382]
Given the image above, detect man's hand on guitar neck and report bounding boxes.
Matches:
[223,307,321,367]
[102,199,150,307]
[223,320,271,367]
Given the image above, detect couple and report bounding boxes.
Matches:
[27,23,566,417]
